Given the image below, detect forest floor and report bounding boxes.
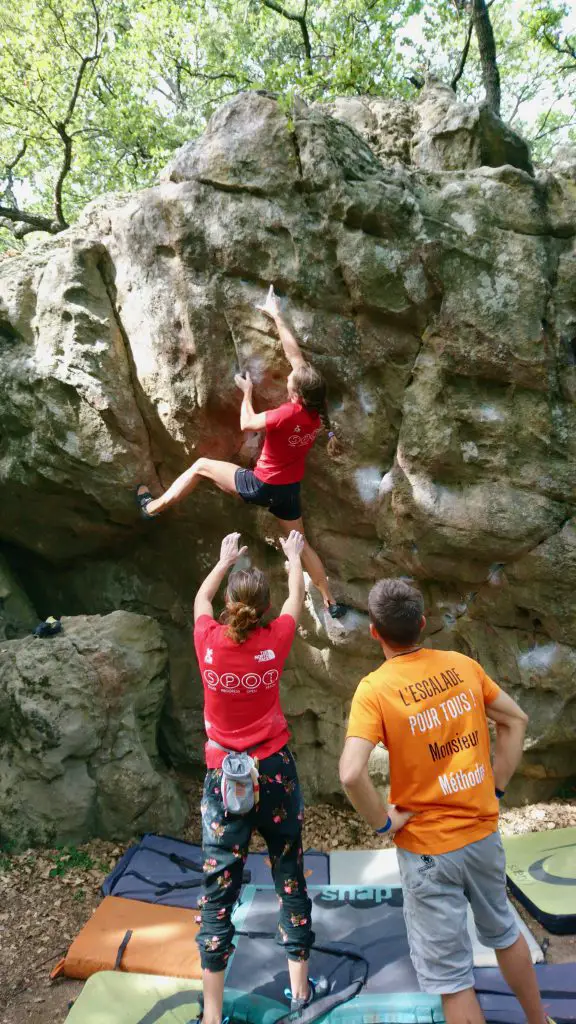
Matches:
[1,784,575,1024]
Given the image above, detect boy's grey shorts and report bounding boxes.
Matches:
[397,831,519,995]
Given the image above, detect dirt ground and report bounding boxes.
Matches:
[1,790,575,1024]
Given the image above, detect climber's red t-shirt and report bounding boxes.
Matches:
[194,614,296,768]
[254,401,321,485]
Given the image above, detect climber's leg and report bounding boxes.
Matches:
[139,459,240,515]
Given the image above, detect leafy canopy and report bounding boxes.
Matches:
[0,0,575,251]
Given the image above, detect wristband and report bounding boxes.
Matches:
[376,816,392,834]
[495,788,505,799]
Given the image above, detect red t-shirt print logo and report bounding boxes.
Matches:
[201,668,280,692]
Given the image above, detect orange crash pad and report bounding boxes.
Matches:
[51,896,201,981]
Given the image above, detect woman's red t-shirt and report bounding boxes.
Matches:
[254,401,321,485]
[194,614,296,768]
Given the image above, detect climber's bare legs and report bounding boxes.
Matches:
[276,516,335,608]
[139,458,239,515]
[495,935,550,1024]
[441,989,485,1024]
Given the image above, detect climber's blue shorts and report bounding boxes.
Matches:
[235,469,301,521]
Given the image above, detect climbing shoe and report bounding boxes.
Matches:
[284,976,329,1014]
[135,483,158,519]
[328,602,348,620]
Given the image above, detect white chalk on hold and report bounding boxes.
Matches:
[478,404,505,423]
[358,386,376,415]
[245,354,266,383]
[461,441,479,462]
[332,608,369,633]
[379,470,395,496]
[451,211,477,236]
[517,644,559,673]
[354,466,382,504]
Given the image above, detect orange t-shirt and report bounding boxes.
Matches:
[347,649,501,855]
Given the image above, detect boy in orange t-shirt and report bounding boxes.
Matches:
[339,578,556,1024]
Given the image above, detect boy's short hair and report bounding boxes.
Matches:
[368,578,424,646]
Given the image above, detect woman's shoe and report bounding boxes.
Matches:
[285,976,329,1014]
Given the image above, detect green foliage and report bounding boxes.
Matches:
[0,852,14,872]
[48,845,95,876]
[0,0,575,249]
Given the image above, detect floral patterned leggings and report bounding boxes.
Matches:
[196,747,314,972]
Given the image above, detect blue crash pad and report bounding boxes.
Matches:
[102,833,329,908]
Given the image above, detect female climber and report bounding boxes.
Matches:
[136,285,346,618]
[193,528,325,1024]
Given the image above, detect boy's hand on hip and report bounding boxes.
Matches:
[389,806,415,834]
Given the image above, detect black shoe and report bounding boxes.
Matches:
[328,602,348,620]
[135,483,158,520]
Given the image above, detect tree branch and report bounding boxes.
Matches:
[535,116,576,141]
[262,0,312,66]
[52,0,104,228]
[0,205,60,236]
[472,0,501,116]
[451,16,474,91]
[543,31,576,67]
[1,141,27,209]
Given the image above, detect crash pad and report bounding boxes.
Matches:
[226,884,444,1024]
[329,848,543,966]
[476,963,576,1022]
[52,896,201,981]
[65,972,202,1024]
[503,826,576,934]
[102,833,329,908]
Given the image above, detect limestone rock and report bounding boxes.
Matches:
[0,611,187,849]
[0,88,575,807]
[318,80,534,176]
[312,96,416,168]
[413,79,534,175]
[0,554,37,639]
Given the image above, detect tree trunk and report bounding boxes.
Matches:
[472,0,501,116]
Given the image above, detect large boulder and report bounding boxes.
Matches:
[0,612,187,849]
[0,84,575,805]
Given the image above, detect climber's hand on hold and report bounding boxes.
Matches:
[235,371,253,395]
[255,284,281,320]
[219,532,248,569]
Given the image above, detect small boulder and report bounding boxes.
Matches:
[0,610,187,849]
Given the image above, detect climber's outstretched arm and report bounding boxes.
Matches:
[235,372,267,430]
[194,532,248,621]
[256,285,306,370]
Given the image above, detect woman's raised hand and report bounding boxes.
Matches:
[219,532,248,568]
[280,530,305,563]
[234,371,252,395]
[255,284,280,320]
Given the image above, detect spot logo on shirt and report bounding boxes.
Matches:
[255,649,276,663]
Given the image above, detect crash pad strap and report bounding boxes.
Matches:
[236,933,369,1024]
[114,929,133,970]
[119,845,251,895]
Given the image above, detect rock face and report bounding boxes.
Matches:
[317,79,533,175]
[1,81,575,808]
[0,554,37,640]
[0,612,187,848]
